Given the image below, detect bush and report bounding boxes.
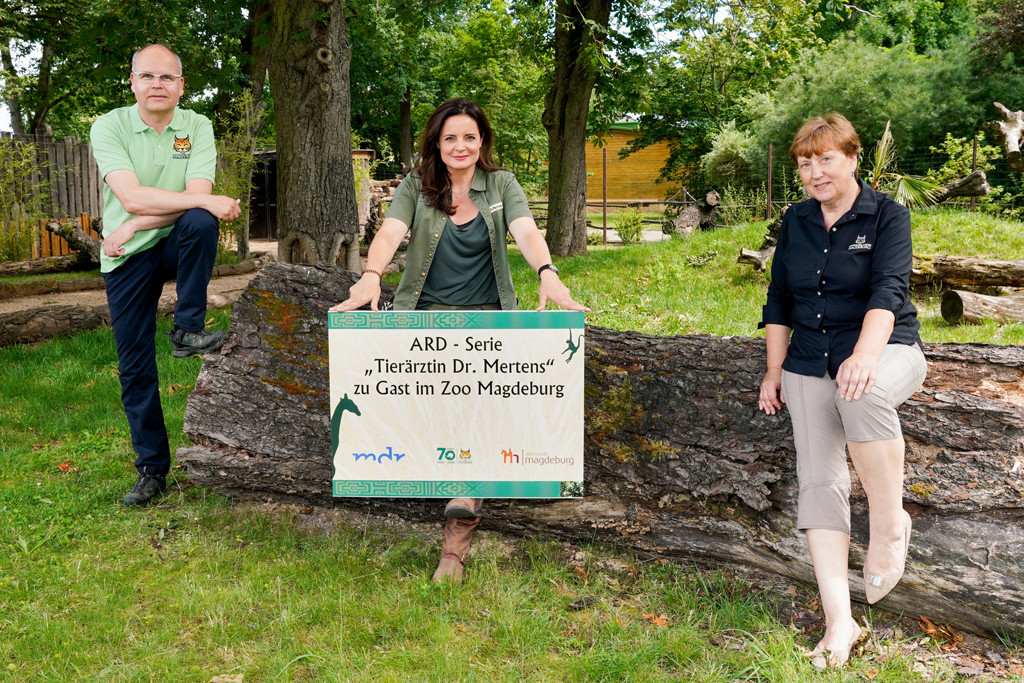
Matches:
[925,131,1022,217]
[0,139,53,262]
[717,184,769,226]
[614,208,645,244]
[702,121,756,187]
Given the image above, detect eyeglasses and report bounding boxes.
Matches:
[132,71,181,84]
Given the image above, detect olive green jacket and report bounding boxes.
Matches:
[386,167,532,311]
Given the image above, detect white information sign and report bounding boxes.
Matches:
[328,310,584,498]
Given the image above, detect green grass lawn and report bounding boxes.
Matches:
[2,209,1023,681]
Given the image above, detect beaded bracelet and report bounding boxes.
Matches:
[364,269,382,279]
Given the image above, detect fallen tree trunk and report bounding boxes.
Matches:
[0,276,105,301]
[942,289,1024,324]
[0,253,94,277]
[933,170,990,202]
[0,304,111,345]
[178,262,1024,639]
[913,254,1024,289]
[0,288,246,347]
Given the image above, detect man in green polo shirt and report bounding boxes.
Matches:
[90,43,241,506]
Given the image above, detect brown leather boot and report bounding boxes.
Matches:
[432,515,481,582]
[444,497,482,519]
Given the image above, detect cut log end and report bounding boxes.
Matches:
[941,290,966,324]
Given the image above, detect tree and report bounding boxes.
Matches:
[426,1,551,187]
[0,0,254,138]
[621,0,821,188]
[267,0,360,267]
[542,0,613,257]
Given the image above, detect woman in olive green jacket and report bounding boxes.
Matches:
[332,98,588,582]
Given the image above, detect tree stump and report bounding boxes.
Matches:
[990,102,1024,171]
[665,190,720,237]
[942,289,1024,324]
[178,262,1024,638]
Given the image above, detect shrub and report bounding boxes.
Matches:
[614,208,645,244]
[0,139,52,262]
[702,121,756,187]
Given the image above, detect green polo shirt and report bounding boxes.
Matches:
[90,105,217,272]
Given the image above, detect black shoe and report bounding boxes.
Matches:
[167,327,226,358]
[122,473,167,506]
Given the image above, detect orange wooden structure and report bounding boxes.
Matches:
[1,213,100,261]
[585,123,673,202]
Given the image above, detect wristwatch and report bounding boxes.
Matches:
[537,263,559,279]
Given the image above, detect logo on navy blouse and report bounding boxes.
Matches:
[172,135,191,159]
[848,235,872,251]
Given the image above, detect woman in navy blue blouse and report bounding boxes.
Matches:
[757,114,927,669]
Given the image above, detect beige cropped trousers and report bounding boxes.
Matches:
[781,342,927,534]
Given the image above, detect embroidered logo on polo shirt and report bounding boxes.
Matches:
[172,135,191,159]
[489,202,503,213]
[849,235,872,250]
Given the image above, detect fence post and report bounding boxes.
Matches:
[602,147,608,244]
[971,136,978,213]
[766,143,773,221]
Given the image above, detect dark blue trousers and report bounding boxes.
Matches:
[102,208,219,475]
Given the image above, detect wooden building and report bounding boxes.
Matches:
[585,123,672,202]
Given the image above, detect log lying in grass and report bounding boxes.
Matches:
[942,289,1024,324]
[0,304,111,345]
[0,290,246,347]
[737,245,775,271]
[0,276,106,301]
[0,254,273,302]
[0,253,94,277]
[913,254,1024,289]
[736,207,783,272]
[0,256,272,347]
[177,262,1024,638]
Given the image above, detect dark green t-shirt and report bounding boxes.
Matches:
[417,211,499,307]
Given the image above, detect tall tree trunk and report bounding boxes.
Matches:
[242,0,272,103]
[28,42,52,135]
[1,42,26,137]
[542,0,611,257]
[267,0,359,265]
[398,84,413,172]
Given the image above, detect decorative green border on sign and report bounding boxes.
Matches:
[332,480,575,498]
[328,310,584,330]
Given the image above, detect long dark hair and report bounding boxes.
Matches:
[414,98,500,215]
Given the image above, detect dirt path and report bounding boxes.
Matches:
[0,241,276,316]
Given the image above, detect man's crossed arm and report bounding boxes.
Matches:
[102,171,241,258]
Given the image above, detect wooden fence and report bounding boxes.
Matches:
[1,134,102,261]
[1,133,103,218]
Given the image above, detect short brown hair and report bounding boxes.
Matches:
[789,114,861,161]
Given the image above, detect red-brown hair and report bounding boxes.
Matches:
[789,113,861,161]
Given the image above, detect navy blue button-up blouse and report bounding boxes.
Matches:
[759,180,922,379]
